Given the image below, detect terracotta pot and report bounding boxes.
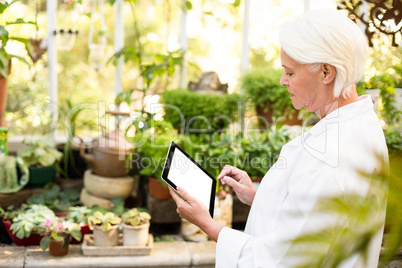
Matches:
[148,177,170,200]
[80,132,130,177]
[122,223,149,246]
[49,235,70,256]
[92,225,119,247]
[2,219,43,246]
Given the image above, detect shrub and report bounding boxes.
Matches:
[161,89,242,134]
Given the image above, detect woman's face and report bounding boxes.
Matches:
[279,49,333,113]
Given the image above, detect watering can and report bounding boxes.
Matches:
[0,156,29,193]
[80,132,130,178]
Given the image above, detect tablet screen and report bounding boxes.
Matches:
[161,142,216,217]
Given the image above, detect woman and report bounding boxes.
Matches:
[169,8,388,267]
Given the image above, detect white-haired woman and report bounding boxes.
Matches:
[169,8,388,267]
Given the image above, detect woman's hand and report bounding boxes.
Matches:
[218,165,256,206]
[169,187,223,242]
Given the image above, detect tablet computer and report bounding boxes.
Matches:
[161,141,216,217]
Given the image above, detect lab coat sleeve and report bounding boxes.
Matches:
[215,165,342,268]
[216,227,254,267]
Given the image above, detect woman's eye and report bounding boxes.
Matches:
[287,73,293,77]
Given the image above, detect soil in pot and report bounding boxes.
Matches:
[122,223,149,246]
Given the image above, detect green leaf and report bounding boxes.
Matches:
[6,18,36,26]
[40,236,50,250]
[185,1,192,10]
[8,54,30,68]
[0,3,7,14]
[233,0,241,8]
[16,227,25,239]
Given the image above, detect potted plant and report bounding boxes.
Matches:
[0,204,28,244]
[87,211,121,247]
[17,136,63,187]
[39,218,82,256]
[7,204,57,246]
[136,128,178,200]
[241,67,302,126]
[121,208,151,246]
[65,206,93,244]
[25,183,81,213]
[0,0,35,127]
[58,98,95,179]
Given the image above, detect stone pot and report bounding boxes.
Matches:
[80,132,130,177]
[80,188,114,210]
[122,223,149,246]
[93,225,119,247]
[83,169,134,199]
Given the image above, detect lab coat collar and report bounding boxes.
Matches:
[307,94,373,137]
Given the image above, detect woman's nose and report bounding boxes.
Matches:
[280,74,288,87]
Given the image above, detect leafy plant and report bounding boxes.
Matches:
[0,204,29,221]
[161,89,242,134]
[58,98,96,179]
[121,208,151,226]
[359,71,402,124]
[25,183,80,212]
[384,125,402,157]
[136,127,179,180]
[0,0,35,78]
[241,67,295,119]
[39,218,82,251]
[17,136,62,167]
[10,204,57,239]
[109,0,184,138]
[65,206,93,225]
[87,211,121,232]
[239,120,291,179]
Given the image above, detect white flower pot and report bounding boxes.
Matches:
[93,225,119,247]
[122,223,149,246]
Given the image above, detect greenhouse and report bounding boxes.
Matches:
[0,0,401,267]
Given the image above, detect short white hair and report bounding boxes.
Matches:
[279,9,367,98]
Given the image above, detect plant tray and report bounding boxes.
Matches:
[81,233,153,256]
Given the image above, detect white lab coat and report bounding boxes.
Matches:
[216,95,388,268]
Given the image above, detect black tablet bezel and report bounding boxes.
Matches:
[161,141,216,217]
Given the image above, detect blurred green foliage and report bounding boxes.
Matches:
[161,89,242,134]
[241,67,295,119]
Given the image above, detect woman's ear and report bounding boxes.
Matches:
[322,63,336,84]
